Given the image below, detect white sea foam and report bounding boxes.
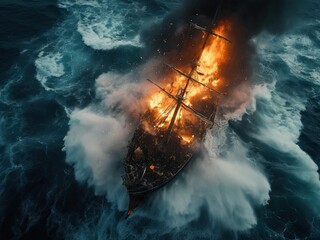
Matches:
[250,84,320,187]
[77,20,142,50]
[58,0,182,50]
[35,52,65,91]
[220,82,255,120]
[141,123,271,231]
[250,33,320,203]
[63,70,151,209]
[58,0,156,50]
[64,108,130,209]
[256,32,320,86]
[34,0,174,93]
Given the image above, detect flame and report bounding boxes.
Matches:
[181,134,194,143]
[145,20,232,144]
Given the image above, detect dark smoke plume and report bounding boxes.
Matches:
[142,0,302,54]
[138,0,306,131]
[140,0,304,105]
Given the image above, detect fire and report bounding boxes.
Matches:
[145,20,232,143]
[181,134,194,143]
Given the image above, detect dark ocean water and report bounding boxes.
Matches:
[0,0,319,239]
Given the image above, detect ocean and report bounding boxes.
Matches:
[0,0,319,239]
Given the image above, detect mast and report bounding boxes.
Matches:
[162,64,197,143]
[148,9,231,144]
[147,78,214,126]
[164,63,225,95]
[162,20,226,144]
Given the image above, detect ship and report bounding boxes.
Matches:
[122,20,231,218]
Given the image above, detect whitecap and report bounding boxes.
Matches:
[58,0,154,50]
[35,52,65,91]
[77,17,142,50]
[249,32,320,209]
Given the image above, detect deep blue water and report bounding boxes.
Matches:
[0,0,319,239]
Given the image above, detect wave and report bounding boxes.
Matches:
[64,108,129,209]
[142,121,270,231]
[33,0,176,98]
[248,32,320,211]
[58,0,176,50]
[35,52,65,91]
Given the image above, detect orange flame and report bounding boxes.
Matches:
[145,20,232,144]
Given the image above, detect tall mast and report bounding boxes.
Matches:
[159,7,231,144]
[162,25,215,144]
[162,64,197,144]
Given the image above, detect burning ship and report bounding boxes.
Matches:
[122,20,232,218]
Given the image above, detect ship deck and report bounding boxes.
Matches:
[123,125,195,194]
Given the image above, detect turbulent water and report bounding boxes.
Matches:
[0,0,319,239]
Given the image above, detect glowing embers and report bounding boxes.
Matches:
[181,134,194,144]
[146,20,232,144]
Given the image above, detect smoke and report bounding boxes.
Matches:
[63,63,162,209]
[63,70,150,210]
[141,0,301,51]
[140,0,304,89]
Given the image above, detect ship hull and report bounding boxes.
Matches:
[123,124,204,217]
[128,153,193,195]
[125,153,194,218]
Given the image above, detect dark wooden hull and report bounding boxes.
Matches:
[125,153,194,218]
[123,124,202,217]
[122,101,211,218]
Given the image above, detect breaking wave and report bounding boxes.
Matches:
[35,51,65,91]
